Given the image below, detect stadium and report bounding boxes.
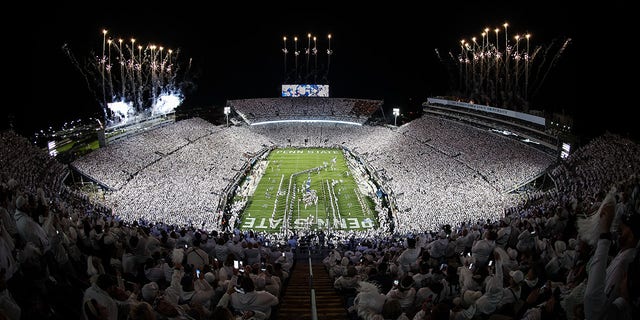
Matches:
[3,91,640,319]
[5,6,639,320]
[65,96,558,238]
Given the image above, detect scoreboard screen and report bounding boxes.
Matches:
[560,142,571,159]
[281,84,329,97]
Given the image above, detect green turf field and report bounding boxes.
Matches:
[238,147,377,233]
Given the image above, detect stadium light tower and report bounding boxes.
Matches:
[224,107,231,127]
[393,108,400,126]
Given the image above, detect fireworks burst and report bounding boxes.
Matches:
[438,23,571,112]
[63,29,194,128]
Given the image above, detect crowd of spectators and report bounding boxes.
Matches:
[71,118,220,190]
[1,113,639,319]
[67,114,557,237]
[72,123,272,231]
[2,143,296,318]
[399,116,555,192]
[228,98,382,125]
[311,132,639,320]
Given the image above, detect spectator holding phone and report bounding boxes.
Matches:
[82,274,136,320]
[214,280,267,320]
[230,275,279,318]
[471,230,497,269]
[397,238,420,277]
[386,275,416,313]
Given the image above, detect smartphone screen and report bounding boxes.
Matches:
[282,252,286,257]
[234,260,239,269]
[393,280,399,285]
[196,269,201,278]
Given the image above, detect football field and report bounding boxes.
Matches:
[238,148,377,233]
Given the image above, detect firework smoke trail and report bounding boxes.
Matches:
[436,49,456,91]
[159,47,164,95]
[161,48,177,94]
[178,57,196,94]
[127,41,137,112]
[150,45,156,108]
[153,46,161,104]
[118,39,126,101]
[513,40,521,98]
[106,39,114,104]
[434,49,443,63]
[63,43,113,124]
[62,44,101,106]
[532,38,571,100]
[137,46,151,111]
[137,45,144,110]
[531,43,550,101]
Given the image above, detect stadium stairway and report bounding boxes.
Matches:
[276,250,349,320]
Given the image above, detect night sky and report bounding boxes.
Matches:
[19,2,635,142]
